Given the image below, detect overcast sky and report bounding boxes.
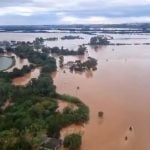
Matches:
[0,0,150,25]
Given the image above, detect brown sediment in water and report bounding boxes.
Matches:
[6,53,30,72]
[60,124,85,140]
[53,45,150,150]
[12,68,41,86]
[1,33,150,150]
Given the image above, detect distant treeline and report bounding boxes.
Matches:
[0,23,149,34]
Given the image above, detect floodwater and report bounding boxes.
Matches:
[0,56,13,71]
[1,33,150,150]
[12,68,40,86]
[5,53,30,72]
[53,45,150,150]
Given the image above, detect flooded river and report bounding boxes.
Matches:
[1,33,150,150]
[53,45,150,150]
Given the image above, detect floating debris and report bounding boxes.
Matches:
[98,111,104,118]
[129,126,133,131]
[125,136,128,141]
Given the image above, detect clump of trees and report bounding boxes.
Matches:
[0,48,4,53]
[26,74,56,97]
[90,36,110,45]
[33,37,44,50]
[45,37,58,41]
[63,133,82,150]
[61,36,83,40]
[70,57,97,72]
[15,43,57,73]
[42,45,87,56]
[0,64,34,80]
[46,94,89,143]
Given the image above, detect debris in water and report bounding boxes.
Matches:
[129,126,133,131]
[98,111,103,118]
[77,86,80,90]
[125,136,128,141]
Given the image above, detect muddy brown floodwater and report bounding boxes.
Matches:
[12,68,41,86]
[5,53,30,72]
[53,45,150,150]
[3,33,150,150]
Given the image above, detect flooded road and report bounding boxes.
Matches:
[1,33,150,150]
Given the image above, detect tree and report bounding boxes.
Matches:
[90,36,110,45]
[77,45,86,55]
[27,74,56,97]
[47,117,61,138]
[63,133,82,150]
[0,48,4,53]
[12,136,32,150]
[0,80,12,105]
[59,56,64,68]
[34,37,44,50]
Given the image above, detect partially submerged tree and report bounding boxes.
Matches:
[90,36,110,45]
[63,133,82,150]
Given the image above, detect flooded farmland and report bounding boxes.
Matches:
[1,32,150,150]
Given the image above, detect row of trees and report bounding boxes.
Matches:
[61,35,83,40]
[42,45,87,56]
[0,65,34,81]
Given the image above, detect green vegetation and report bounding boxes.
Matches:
[0,40,89,149]
[15,42,57,73]
[45,37,58,41]
[0,47,4,53]
[33,37,44,50]
[90,36,110,45]
[0,80,12,105]
[61,35,83,40]
[63,133,82,150]
[42,45,87,56]
[59,55,64,68]
[0,64,34,81]
[70,57,97,72]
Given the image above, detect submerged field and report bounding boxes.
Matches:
[1,32,150,150]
